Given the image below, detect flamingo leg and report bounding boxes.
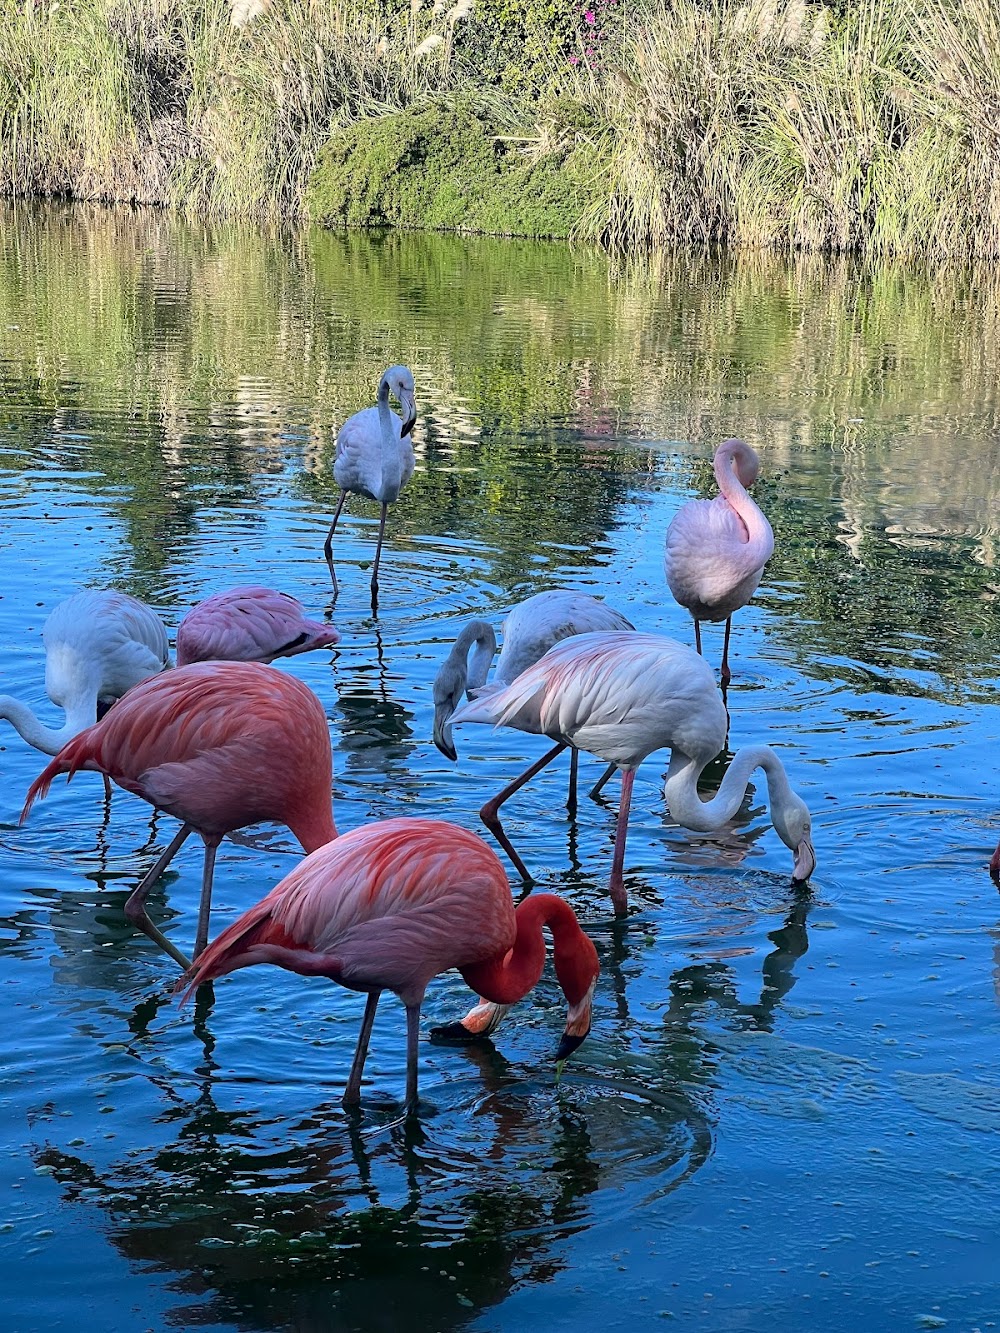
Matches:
[567,747,579,817]
[192,836,222,961]
[103,774,112,802]
[589,761,618,801]
[342,989,382,1106]
[693,618,702,656]
[480,741,568,881]
[608,768,636,916]
[720,616,733,686]
[124,823,195,970]
[370,501,389,604]
[323,489,348,594]
[404,1001,422,1112]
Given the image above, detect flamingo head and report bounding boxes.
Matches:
[553,928,600,1062]
[432,668,462,761]
[716,437,761,488]
[382,365,417,438]
[772,790,815,885]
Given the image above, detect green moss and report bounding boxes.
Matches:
[305,101,604,240]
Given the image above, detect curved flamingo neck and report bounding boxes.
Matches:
[459,893,594,1006]
[287,804,338,855]
[451,619,498,693]
[664,745,796,834]
[714,440,771,548]
[0,694,95,755]
[376,374,395,453]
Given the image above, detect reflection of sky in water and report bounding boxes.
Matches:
[0,206,998,1330]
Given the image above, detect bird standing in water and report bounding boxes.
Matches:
[0,589,169,757]
[447,631,815,913]
[664,438,774,684]
[176,585,339,666]
[324,365,417,606]
[181,818,600,1110]
[21,661,337,968]
[432,588,635,810]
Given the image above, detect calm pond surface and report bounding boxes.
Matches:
[0,203,998,1332]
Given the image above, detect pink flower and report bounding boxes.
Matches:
[568,54,580,63]
[584,9,596,22]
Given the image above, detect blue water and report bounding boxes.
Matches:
[0,206,997,1331]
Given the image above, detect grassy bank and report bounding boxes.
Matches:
[2,0,1000,257]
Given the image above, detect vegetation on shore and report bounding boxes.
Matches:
[2,0,1000,257]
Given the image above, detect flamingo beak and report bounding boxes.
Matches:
[399,391,417,438]
[432,701,458,761]
[555,978,595,1062]
[430,999,510,1043]
[791,837,816,886]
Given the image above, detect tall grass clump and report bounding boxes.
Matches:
[7,0,1000,255]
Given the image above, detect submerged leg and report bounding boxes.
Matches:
[608,768,635,916]
[192,836,222,961]
[323,489,348,594]
[480,741,568,881]
[342,989,381,1106]
[370,501,389,605]
[567,747,579,817]
[693,618,702,656]
[589,761,618,801]
[720,616,733,686]
[404,1002,422,1112]
[124,823,196,970]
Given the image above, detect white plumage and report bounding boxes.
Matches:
[0,589,169,755]
[324,365,418,603]
[448,631,815,911]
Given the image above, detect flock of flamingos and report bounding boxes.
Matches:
[3,364,831,1111]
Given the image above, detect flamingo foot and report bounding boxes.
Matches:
[990,844,1000,887]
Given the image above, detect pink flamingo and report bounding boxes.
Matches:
[21,661,337,968]
[447,631,815,913]
[181,818,600,1109]
[324,365,417,603]
[176,585,339,666]
[664,438,774,684]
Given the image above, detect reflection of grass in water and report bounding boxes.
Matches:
[1,204,1000,677]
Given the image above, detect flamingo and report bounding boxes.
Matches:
[176,585,340,666]
[447,631,815,913]
[0,590,169,800]
[21,661,337,968]
[664,438,775,684]
[180,818,600,1110]
[324,365,417,603]
[432,589,635,810]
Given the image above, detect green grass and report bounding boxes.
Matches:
[5,0,1000,255]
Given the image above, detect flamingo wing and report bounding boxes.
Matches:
[176,586,338,665]
[496,590,635,684]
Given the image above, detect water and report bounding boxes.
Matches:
[0,202,998,1331]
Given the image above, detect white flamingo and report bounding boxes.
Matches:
[664,437,775,684]
[447,631,815,913]
[0,590,169,796]
[324,365,417,603]
[433,589,635,811]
